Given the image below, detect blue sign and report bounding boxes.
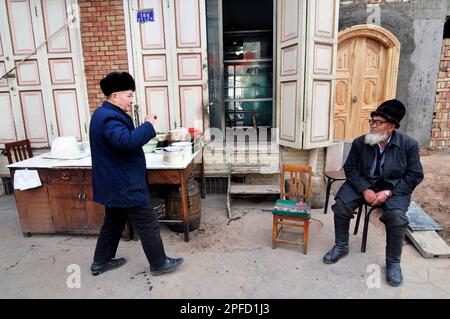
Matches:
[137,8,154,23]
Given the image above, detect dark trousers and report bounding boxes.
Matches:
[332,198,408,263]
[332,198,408,228]
[93,204,166,267]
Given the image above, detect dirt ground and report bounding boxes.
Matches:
[413,148,450,245]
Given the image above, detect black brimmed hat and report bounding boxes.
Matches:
[100,72,136,96]
[370,99,406,128]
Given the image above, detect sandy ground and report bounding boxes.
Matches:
[413,149,450,245]
[0,194,449,299]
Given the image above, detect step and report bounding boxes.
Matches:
[230,165,280,174]
[229,183,281,195]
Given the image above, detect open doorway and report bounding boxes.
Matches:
[222,0,274,141]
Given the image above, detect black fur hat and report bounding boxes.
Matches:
[100,72,136,96]
[370,99,406,129]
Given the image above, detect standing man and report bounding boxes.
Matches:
[89,71,183,276]
[323,99,424,286]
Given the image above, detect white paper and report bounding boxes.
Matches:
[13,169,42,191]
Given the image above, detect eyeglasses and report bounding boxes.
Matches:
[368,119,388,126]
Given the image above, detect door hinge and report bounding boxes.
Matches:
[35,5,38,17]
[167,0,170,8]
[50,123,55,137]
[84,123,87,134]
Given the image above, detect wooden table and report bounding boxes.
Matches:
[8,150,205,242]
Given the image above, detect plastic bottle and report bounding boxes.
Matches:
[189,127,195,153]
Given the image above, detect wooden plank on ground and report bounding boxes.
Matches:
[230,184,281,195]
[406,228,450,258]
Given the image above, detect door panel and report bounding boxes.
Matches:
[129,0,208,132]
[276,0,305,148]
[145,86,170,132]
[0,93,16,143]
[6,0,36,55]
[179,85,203,129]
[53,89,81,140]
[174,0,201,48]
[41,0,71,53]
[303,0,338,149]
[19,91,48,143]
[49,58,75,84]
[0,0,89,148]
[16,60,41,86]
[277,0,338,149]
[48,184,86,231]
[140,0,165,49]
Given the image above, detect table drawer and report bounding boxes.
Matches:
[48,169,84,184]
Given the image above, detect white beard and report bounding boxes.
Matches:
[364,131,388,145]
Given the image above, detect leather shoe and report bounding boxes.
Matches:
[322,245,349,264]
[386,262,403,286]
[150,257,183,276]
[91,258,127,276]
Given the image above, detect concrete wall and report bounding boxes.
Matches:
[339,0,448,147]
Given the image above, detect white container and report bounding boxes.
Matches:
[163,146,184,165]
[143,139,158,153]
[171,141,192,160]
[82,141,91,155]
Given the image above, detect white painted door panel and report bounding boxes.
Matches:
[0,0,89,149]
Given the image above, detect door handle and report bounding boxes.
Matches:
[352,96,358,103]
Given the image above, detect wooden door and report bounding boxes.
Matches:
[334,25,400,140]
[48,184,86,231]
[127,0,208,132]
[47,169,86,231]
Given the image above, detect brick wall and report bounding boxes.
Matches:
[431,38,450,149]
[79,0,129,113]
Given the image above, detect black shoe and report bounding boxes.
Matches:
[91,258,127,276]
[323,215,350,264]
[323,245,349,264]
[386,262,403,286]
[385,225,406,287]
[150,257,183,276]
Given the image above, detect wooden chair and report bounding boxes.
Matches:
[272,164,312,254]
[4,139,33,164]
[1,139,33,194]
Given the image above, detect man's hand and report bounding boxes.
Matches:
[145,113,157,125]
[372,190,391,206]
[362,189,377,204]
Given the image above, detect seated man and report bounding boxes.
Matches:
[323,99,424,286]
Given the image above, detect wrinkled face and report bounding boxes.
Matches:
[369,115,395,136]
[109,90,134,112]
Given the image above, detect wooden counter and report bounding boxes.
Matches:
[9,151,204,242]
